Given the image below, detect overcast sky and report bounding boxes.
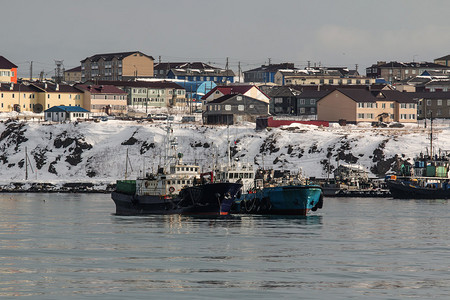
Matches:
[3,0,450,78]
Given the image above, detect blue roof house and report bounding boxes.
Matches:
[44,106,91,122]
[174,81,217,101]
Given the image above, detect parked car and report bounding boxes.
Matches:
[181,116,196,123]
[153,114,168,120]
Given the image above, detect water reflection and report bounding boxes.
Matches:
[112,214,323,229]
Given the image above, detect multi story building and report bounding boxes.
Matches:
[0,56,17,84]
[154,62,219,79]
[366,61,450,83]
[0,82,85,113]
[92,80,187,108]
[414,92,450,119]
[244,63,295,83]
[434,54,450,67]
[165,65,235,84]
[275,67,374,86]
[317,89,417,124]
[203,94,269,125]
[80,51,154,82]
[74,84,128,115]
[64,66,82,83]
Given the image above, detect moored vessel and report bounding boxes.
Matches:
[232,169,323,215]
[386,115,450,199]
[111,122,242,215]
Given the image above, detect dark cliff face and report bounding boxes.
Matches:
[0,119,420,181]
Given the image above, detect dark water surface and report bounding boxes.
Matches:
[0,193,449,299]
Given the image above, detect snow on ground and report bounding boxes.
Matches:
[0,113,449,185]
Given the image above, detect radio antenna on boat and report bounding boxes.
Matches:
[124,148,133,180]
[227,125,231,167]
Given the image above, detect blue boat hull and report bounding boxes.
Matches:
[233,185,323,215]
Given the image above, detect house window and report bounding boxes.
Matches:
[358,113,364,119]
[437,99,442,106]
[238,105,244,111]
[300,107,305,114]
[409,114,416,119]
[358,103,364,108]
[310,99,316,105]
[409,103,415,109]
[427,100,431,106]
[400,114,407,119]
[275,98,283,104]
[311,108,315,113]
[400,103,407,109]
[447,99,450,106]
[237,96,242,101]
[225,105,231,111]
[390,103,394,108]
[382,103,386,109]
[300,99,305,105]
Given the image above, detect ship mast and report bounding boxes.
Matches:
[430,112,433,158]
[164,120,177,173]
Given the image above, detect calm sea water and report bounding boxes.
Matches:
[0,193,449,299]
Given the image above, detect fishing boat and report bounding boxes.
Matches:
[232,169,324,215]
[111,123,242,215]
[386,114,450,199]
[386,152,450,199]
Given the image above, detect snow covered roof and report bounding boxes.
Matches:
[81,51,154,63]
[44,106,90,113]
[75,84,128,94]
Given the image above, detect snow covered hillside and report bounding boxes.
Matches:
[0,117,448,186]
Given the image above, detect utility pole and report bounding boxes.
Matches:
[30,61,33,81]
[238,61,241,83]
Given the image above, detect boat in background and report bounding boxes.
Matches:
[386,114,450,199]
[386,152,450,199]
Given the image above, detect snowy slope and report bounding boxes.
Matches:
[0,117,448,186]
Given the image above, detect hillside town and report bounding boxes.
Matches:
[2,52,450,126]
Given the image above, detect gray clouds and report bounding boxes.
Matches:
[3,0,450,77]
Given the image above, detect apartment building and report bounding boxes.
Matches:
[81,51,154,82]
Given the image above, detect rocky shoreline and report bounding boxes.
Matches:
[0,182,115,193]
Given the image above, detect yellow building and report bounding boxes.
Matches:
[75,84,128,115]
[317,89,417,124]
[0,82,85,113]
